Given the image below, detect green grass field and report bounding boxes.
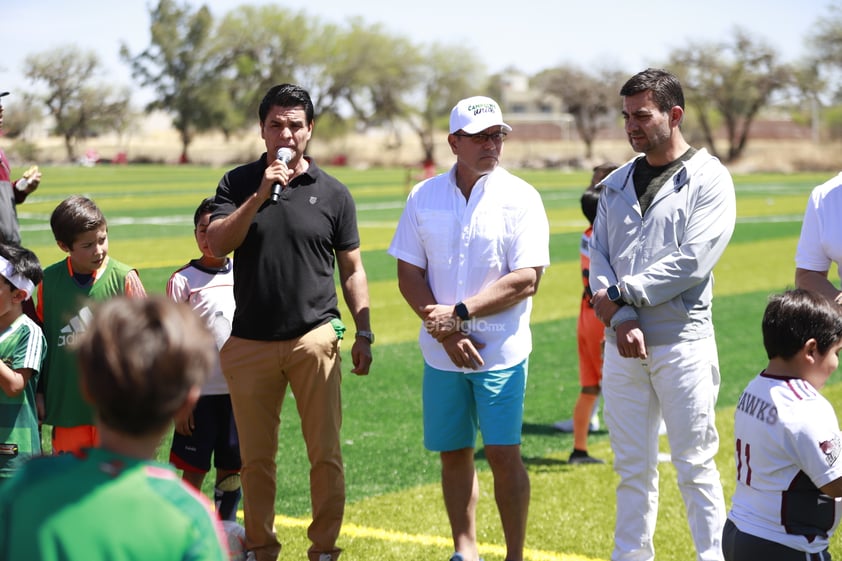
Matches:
[13,163,842,560]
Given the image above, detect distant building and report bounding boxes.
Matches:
[499,72,575,141]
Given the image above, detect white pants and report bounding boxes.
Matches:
[602,336,726,561]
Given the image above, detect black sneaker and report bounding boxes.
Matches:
[568,452,605,465]
[449,554,484,561]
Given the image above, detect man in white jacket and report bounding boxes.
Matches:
[589,68,736,561]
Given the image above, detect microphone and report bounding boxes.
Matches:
[270,147,293,204]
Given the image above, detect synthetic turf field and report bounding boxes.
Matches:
[14,164,841,560]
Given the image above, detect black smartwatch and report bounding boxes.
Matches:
[355,330,375,344]
[454,302,470,321]
[607,284,625,306]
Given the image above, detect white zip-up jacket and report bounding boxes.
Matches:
[589,148,736,347]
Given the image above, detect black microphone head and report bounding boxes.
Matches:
[276,147,293,164]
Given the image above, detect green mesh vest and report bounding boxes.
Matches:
[39,257,133,427]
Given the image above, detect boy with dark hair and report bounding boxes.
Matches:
[0,243,45,485]
[36,195,147,454]
[554,163,617,465]
[0,296,228,560]
[168,196,241,521]
[723,288,842,560]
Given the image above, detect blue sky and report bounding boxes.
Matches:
[2,0,835,102]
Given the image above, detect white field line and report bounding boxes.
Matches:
[17,210,804,234]
[18,214,193,232]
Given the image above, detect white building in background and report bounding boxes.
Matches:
[498,71,575,142]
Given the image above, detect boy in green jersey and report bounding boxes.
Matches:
[35,195,147,454]
[0,243,45,486]
[0,296,228,560]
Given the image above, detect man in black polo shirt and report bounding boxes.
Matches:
[207,83,373,561]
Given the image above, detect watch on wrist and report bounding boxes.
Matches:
[607,284,625,306]
[454,302,470,321]
[355,330,375,344]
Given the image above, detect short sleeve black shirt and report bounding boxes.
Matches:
[211,154,360,340]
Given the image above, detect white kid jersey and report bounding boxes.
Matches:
[728,371,842,553]
[166,259,235,395]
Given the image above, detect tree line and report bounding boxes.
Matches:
[8,0,842,164]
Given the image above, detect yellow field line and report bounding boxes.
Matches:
[272,514,602,561]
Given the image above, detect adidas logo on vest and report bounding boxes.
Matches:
[57,306,93,347]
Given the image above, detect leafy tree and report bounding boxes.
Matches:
[403,43,484,165]
[823,104,842,140]
[484,69,508,103]
[534,65,625,159]
[325,19,421,129]
[809,0,842,101]
[802,0,842,140]
[300,17,427,159]
[294,20,360,130]
[210,4,323,135]
[668,28,791,162]
[23,45,130,161]
[0,97,43,139]
[209,8,379,144]
[121,2,485,165]
[214,10,475,164]
[787,61,826,141]
[120,0,225,162]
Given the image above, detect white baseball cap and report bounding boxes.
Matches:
[449,96,511,134]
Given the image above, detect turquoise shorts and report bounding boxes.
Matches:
[422,359,527,452]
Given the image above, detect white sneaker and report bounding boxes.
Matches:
[553,418,599,433]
